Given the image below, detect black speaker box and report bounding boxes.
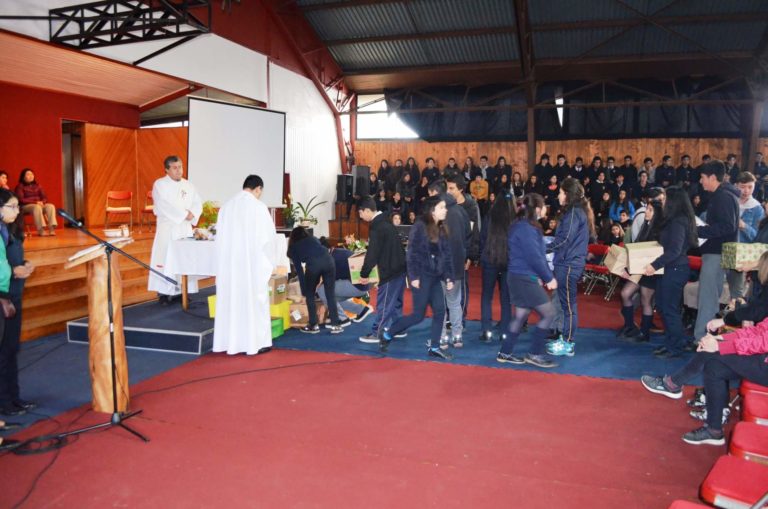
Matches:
[336,174,353,202]
[352,165,370,197]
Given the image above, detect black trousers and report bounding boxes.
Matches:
[305,259,341,327]
[0,297,21,405]
[703,353,768,430]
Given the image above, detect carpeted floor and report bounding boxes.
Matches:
[0,349,720,509]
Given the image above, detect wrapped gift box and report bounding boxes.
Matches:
[270,300,291,329]
[268,274,289,305]
[271,318,284,339]
[208,294,216,318]
[721,242,768,270]
[603,244,641,283]
[626,241,664,275]
[348,251,379,284]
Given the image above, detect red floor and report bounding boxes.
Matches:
[1,350,718,508]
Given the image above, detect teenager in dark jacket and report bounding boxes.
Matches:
[546,178,594,357]
[479,193,515,342]
[554,154,570,183]
[644,187,698,358]
[534,154,553,184]
[404,157,420,184]
[381,196,454,360]
[692,160,740,342]
[496,193,558,369]
[357,197,407,343]
[654,155,675,188]
[421,157,440,183]
[288,227,344,334]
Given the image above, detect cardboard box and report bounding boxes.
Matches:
[270,300,291,329]
[268,274,288,305]
[721,242,768,270]
[626,241,665,275]
[603,244,641,283]
[289,300,327,328]
[348,251,379,284]
[287,277,302,302]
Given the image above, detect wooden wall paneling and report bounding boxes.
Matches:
[355,138,747,180]
[82,124,139,227]
[137,127,189,218]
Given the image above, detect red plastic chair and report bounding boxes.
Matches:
[105,190,133,230]
[742,392,768,426]
[583,244,620,299]
[730,421,768,465]
[688,256,702,272]
[700,455,768,508]
[741,380,768,397]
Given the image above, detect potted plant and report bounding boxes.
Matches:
[198,201,220,231]
[295,195,327,226]
[282,194,298,229]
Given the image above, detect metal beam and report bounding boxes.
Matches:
[300,0,404,12]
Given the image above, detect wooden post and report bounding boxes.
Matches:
[746,101,764,173]
[526,105,536,177]
[86,254,129,413]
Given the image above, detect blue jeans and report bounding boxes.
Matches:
[656,264,690,355]
[554,265,583,342]
[370,274,406,335]
[389,273,445,344]
[480,264,511,333]
[317,279,368,317]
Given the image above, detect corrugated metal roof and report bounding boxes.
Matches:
[407,0,516,32]
[423,33,518,64]
[529,0,637,25]
[533,27,627,59]
[659,0,768,17]
[329,39,430,71]
[304,3,415,40]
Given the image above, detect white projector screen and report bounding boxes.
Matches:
[187,97,285,208]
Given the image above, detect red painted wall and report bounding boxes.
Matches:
[0,81,139,207]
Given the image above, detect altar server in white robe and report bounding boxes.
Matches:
[148,155,202,302]
[213,175,278,355]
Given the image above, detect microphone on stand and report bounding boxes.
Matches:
[56,209,82,228]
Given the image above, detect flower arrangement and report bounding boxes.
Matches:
[344,234,368,252]
[198,201,220,230]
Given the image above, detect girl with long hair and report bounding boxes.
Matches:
[381,196,454,360]
[511,171,525,199]
[15,168,57,236]
[497,193,558,368]
[478,192,515,342]
[405,156,420,184]
[617,197,664,342]
[546,178,595,356]
[0,189,30,417]
[609,189,635,222]
[644,186,698,358]
[524,174,542,195]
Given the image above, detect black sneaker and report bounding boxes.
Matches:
[0,404,25,417]
[615,326,630,338]
[652,346,668,355]
[687,388,706,408]
[299,325,320,334]
[338,319,352,328]
[640,375,682,399]
[358,334,379,344]
[682,426,725,446]
[13,399,37,411]
[478,331,494,343]
[428,347,453,360]
[524,354,558,369]
[353,306,374,323]
[326,325,343,334]
[655,349,681,359]
[620,327,643,340]
[496,352,525,364]
[451,335,463,348]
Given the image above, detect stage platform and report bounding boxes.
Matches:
[21,228,212,342]
[67,287,215,355]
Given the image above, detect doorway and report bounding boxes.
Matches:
[61,121,85,223]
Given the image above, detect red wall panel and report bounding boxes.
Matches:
[0,82,139,208]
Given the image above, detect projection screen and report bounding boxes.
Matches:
[187,97,285,208]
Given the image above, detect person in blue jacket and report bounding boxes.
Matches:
[0,188,21,421]
[609,188,635,222]
[381,195,454,360]
[496,193,558,368]
[546,178,594,357]
[644,186,699,358]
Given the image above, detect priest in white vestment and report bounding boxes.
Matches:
[213,175,278,355]
[148,155,203,302]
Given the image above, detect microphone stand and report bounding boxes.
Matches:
[54,211,177,443]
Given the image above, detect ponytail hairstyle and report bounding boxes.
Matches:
[486,192,516,266]
[517,193,544,229]
[421,195,448,242]
[560,177,596,238]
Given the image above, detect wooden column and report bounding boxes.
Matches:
[746,101,765,173]
[526,105,536,175]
